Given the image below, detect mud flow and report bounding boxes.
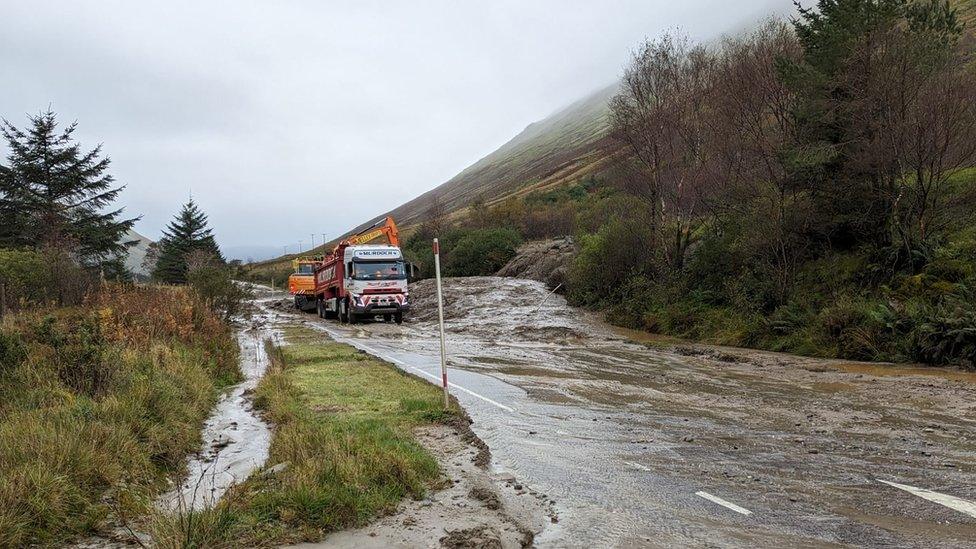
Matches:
[159,308,279,511]
[284,276,976,548]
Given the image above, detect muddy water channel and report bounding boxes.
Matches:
[280,276,976,548]
[159,313,278,511]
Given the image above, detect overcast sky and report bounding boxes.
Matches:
[1,0,786,260]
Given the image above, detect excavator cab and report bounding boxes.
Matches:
[289,256,323,311]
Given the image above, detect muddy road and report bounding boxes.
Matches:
[276,276,976,547]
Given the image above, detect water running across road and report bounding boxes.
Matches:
[278,276,976,547]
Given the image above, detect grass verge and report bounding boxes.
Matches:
[0,284,239,546]
[152,325,461,547]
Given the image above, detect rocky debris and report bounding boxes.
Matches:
[405,276,599,345]
[440,526,504,548]
[266,298,293,309]
[470,485,502,510]
[496,237,576,290]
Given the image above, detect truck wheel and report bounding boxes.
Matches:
[294,296,301,310]
[394,312,403,325]
[338,299,347,324]
[383,314,392,322]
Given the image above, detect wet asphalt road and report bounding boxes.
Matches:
[275,277,976,548]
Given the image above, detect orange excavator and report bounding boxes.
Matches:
[288,256,323,310]
[288,216,401,311]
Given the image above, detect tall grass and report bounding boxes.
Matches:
[0,284,238,546]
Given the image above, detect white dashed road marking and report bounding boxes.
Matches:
[625,460,652,472]
[877,479,976,519]
[695,491,753,516]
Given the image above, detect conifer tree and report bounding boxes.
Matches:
[0,110,136,275]
[152,199,223,284]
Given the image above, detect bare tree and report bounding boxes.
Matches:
[705,20,809,303]
[609,32,714,272]
[424,194,447,237]
[841,13,976,261]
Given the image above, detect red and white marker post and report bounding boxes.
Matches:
[433,238,449,408]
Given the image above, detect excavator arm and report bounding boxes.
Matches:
[345,216,400,247]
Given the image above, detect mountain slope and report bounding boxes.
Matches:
[360,0,976,232]
[246,83,618,272]
[374,83,618,229]
[253,0,976,273]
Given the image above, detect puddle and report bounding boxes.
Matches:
[158,321,278,511]
[831,361,976,383]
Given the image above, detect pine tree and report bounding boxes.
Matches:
[786,0,962,251]
[152,199,223,284]
[0,110,137,274]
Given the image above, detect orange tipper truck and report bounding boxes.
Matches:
[311,216,409,324]
[288,256,324,311]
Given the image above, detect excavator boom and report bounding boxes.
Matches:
[345,216,399,247]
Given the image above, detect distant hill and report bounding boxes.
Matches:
[123,229,153,277]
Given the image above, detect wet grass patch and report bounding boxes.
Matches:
[153,324,459,546]
[0,285,238,547]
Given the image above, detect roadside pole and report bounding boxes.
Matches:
[433,238,449,408]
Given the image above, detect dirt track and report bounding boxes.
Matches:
[279,276,976,548]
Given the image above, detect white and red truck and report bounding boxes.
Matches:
[312,216,410,324]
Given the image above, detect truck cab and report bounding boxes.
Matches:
[341,245,410,322]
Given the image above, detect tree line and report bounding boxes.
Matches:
[0,110,240,314]
[605,0,975,304]
[566,0,976,365]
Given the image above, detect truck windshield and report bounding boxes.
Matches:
[350,261,406,280]
[297,264,315,274]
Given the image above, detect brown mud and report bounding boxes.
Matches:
[279,276,976,548]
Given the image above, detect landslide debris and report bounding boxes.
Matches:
[406,276,594,342]
[496,237,576,290]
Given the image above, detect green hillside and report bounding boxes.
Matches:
[251,0,976,283]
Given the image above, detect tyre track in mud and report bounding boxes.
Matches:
[272,276,976,548]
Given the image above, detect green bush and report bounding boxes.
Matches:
[443,228,522,277]
[568,218,653,307]
[0,330,26,377]
[908,300,976,367]
[188,262,253,321]
[0,248,95,311]
[817,299,898,361]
